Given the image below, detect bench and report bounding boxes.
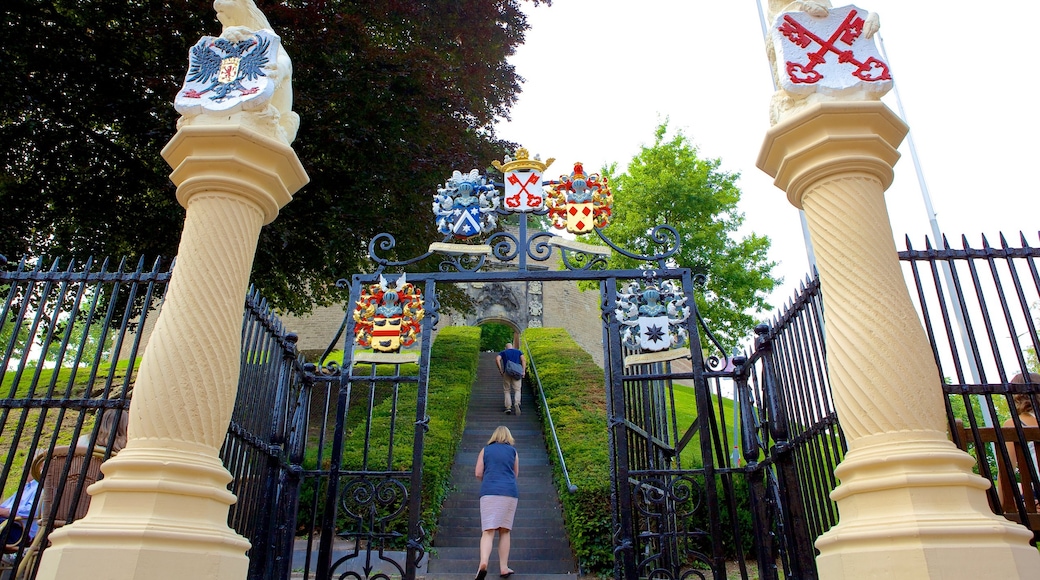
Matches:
[953,420,1040,537]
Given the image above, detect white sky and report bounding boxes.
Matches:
[496,1,1040,313]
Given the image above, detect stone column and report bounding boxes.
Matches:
[758,101,1038,578]
[36,125,307,579]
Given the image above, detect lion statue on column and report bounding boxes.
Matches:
[175,0,300,144]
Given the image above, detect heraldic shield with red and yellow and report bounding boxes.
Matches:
[546,162,613,234]
[354,274,425,353]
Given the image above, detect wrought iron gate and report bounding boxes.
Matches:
[289,209,753,579]
[603,270,752,580]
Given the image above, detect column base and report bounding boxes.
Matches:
[816,432,1039,579]
[36,442,250,580]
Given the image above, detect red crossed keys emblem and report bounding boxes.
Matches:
[779,8,890,85]
[492,147,554,213]
[505,172,542,209]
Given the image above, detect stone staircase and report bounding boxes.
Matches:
[424,352,578,580]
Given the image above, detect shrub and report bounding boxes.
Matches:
[522,328,613,573]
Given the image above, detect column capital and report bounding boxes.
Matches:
[757,101,908,209]
[161,125,309,224]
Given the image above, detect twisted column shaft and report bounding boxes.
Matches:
[801,173,946,441]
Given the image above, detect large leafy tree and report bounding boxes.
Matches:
[600,122,778,347]
[0,0,546,313]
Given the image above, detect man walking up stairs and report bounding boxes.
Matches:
[425,352,577,579]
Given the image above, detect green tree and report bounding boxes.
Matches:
[0,0,548,314]
[600,122,778,347]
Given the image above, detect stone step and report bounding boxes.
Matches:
[432,531,572,549]
[427,556,577,576]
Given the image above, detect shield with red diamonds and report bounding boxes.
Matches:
[567,202,595,234]
[546,162,613,234]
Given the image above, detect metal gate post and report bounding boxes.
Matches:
[405,279,438,577]
[602,278,638,579]
[682,271,726,579]
[266,334,305,580]
[316,279,363,580]
[734,355,778,580]
[756,327,816,580]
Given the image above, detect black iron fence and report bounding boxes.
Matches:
[7,231,1040,579]
[738,233,1040,579]
[223,288,309,579]
[901,234,1040,541]
[0,255,307,579]
[736,274,841,580]
[0,255,166,577]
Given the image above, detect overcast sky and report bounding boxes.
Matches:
[496,1,1040,312]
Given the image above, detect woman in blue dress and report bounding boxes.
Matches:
[474,425,519,579]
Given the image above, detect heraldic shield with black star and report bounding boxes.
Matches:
[615,280,692,354]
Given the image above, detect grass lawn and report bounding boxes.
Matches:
[1,359,136,496]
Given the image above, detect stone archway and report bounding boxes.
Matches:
[474,316,520,348]
[451,279,543,332]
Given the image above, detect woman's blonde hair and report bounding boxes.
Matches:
[96,408,129,453]
[1010,373,1040,416]
[487,425,515,446]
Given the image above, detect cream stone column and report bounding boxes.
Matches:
[36,2,307,576]
[758,101,1039,579]
[34,124,306,579]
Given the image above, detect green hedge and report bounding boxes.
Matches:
[522,328,613,573]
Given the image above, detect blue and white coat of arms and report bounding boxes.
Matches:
[616,281,691,353]
[432,169,500,240]
[174,30,280,116]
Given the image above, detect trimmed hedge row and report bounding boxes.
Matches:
[521,327,613,574]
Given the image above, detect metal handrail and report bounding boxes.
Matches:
[521,335,577,493]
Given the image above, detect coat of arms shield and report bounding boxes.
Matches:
[566,202,595,234]
[546,162,613,234]
[492,148,554,213]
[175,30,280,115]
[616,281,691,355]
[770,4,891,97]
[433,169,499,240]
[637,315,671,352]
[354,275,425,353]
